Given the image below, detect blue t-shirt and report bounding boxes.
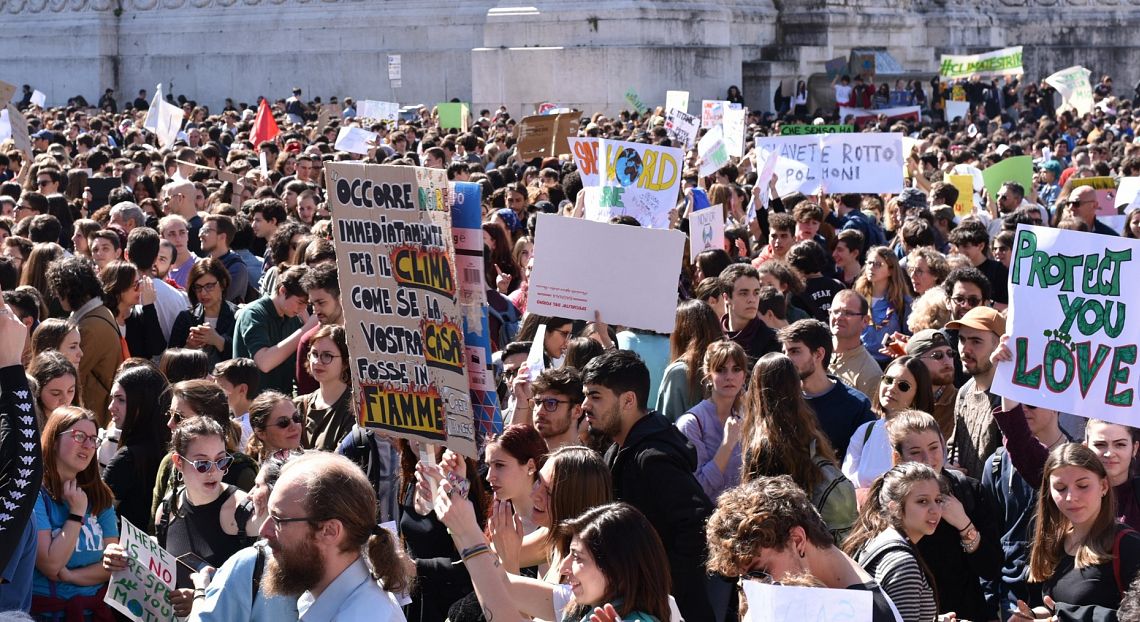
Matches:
[0,521,36,611]
[33,488,120,600]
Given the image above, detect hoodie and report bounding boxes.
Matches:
[605,412,715,622]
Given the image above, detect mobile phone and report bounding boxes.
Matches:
[177,552,211,574]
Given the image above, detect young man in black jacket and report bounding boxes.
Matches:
[582,350,715,622]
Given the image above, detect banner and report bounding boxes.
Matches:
[741,580,872,622]
[723,106,746,158]
[104,518,176,622]
[450,181,502,439]
[334,127,378,156]
[1045,66,1094,117]
[567,136,684,229]
[1071,176,1118,217]
[326,163,476,458]
[702,100,729,129]
[356,100,399,123]
[516,112,580,160]
[940,46,1024,80]
[981,156,1034,203]
[665,90,690,115]
[948,174,975,217]
[839,105,921,129]
[527,214,685,333]
[664,109,699,149]
[994,226,1139,423]
[780,124,854,136]
[755,132,905,196]
[690,204,725,261]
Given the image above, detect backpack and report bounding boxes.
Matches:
[810,449,858,544]
[487,299,521,351]
[339,426,396,524]
[1114,527,1139,597]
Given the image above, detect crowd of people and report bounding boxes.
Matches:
[0,73,1139,622]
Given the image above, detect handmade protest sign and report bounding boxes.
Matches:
[850,53,876,79]
[945,100,970,121]
[1071,177,1118,217]
[30,89,46,108]
[1117,177,1140,213]
[981,156,1034,203]
[690,204,725,261]
[948,175,975,218]
[664,109,699,149]
[702,100,728,129]
[824,57,847,79]
[326,162,476,458]
[517,112,580,160]
[625,88,649,115]
[356,100,399,122]
[993,226,1139,423]
[723,106,746,158]
[334,127,379,156]
[940,46,1024,80]
[104,518,176,622]
[0,106,31,156]
[527,214,685,333]
[1046,66,1094,117]
[437,103,470,130]
[741,580,873,622]
[665,90,690,114]
[780,124,853,136]
[838,106,921,129]
[567,136,684,230]
[0,80,14,108]
[755,132,905,196]
[698,125,729,178]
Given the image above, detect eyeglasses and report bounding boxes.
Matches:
[36,180,51,187]
[738,569,775,586]
[951,295,983,307]
[267,513,316,534]
[191,281,219,294]
[881,376,913,392]
[271,412,304,429]
[533,397,570,412]
[168,409,189,424]
[308,350,341,365]
[58,429,99,448]
[829,308,864,318]
[552,328,572,339]
[177,454,234,473]
[919,349,956,362]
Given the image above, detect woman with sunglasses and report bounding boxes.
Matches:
[295,325,353,452]
[106,417,259,617]
[102,364,171,534]
[886,411,1001,622]
[169,259,238,369]
[844,356,934,493]
[152,380,257,522]
[99,260,166,359]
[30,407,119,620]
[246,391,303,463]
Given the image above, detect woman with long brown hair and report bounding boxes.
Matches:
[740,352,857,540]
[674,340,746,502]
[99,260,165,359]
[855,246,913,367]
[655,300,722,422]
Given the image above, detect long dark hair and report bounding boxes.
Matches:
[42,407,115,515]
[116,364,172,477]
[99,260,138,313]
[669,300,723,399]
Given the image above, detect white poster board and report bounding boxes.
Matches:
[723,106,747,158]
[664,109,699,149]
[104,518,176,622]
[527,214,685,333]
[334,126,379,155]
[665,90,690,115]
[689,204,725,261]
[755,132,905,196]
[698,125,729,178]
[567,136,684,229]
[741,580,873,622]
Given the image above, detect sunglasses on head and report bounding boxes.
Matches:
[179,454,234,473]
[272,412,304,429]
[881,375,913,393]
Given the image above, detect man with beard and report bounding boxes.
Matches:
[581,350,714,622]
[827,289,881,400]
[905,329,958,440]
[259,452,408,621]
[945,307,1005,478]
[530,367,585,452]
[777,319,874,458]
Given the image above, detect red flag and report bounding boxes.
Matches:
[252,98,279,150]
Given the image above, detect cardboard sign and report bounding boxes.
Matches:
[0,106,31,156]
[0,80,15,109]
[838,105,921,129]
[940,46,1024,80]
[1071,177,1118,217]
[741,580,873,622]
[356,100,399,123]
[326,162,476,458]
[702,100,729,129]
[824,57,848,79]
[981,156,1034,203]
[1046,66,1094,117]
[334,127,379,156]
[723,106,746,158]
[317,102,342,128]
[948,174,975,218]
[526,214,685,333]
[664,109,699,149]
[104,518,176,622]
[665,90,690,115]
[690,204,725,261]
[993,226,1140,423]
[437,103,470,130]
[516,112,580,160]
[567,136,684,229]
[779,124,853,136]
[698,125,729,178]
[755,132,905,196]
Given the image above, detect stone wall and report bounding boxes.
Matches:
[2,0,1139,116]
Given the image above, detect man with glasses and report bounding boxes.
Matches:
[35,168,62,195]
[905,329,959,439]
[948,222,1007,309]
[15,190,47,222]
[199,214,250,304]
[530,367,585,452]
[1064,184,1119,236]
[827,289,881,400]
[706,476,903,622]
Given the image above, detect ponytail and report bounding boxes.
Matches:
[366,529,409,594]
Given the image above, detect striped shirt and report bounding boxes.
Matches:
[857,529,937,622]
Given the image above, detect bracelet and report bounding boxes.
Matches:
[958,521,974,534]
[460,543,491,563]
[192,588,206,600]
[446,472,470,499]
[66,513,84,524]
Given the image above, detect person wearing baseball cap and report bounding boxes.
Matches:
[944,307,1005,477]
[905,328,958,439]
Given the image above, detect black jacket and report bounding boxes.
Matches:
[0,365,41,571]
[168,302,238,367]
[605,412,714,622]
[124,303,167,359]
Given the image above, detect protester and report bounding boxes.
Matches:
[854,246,913,366]
[246,390,304,463]
[294,325,353,451]
[29,319,83,369]
[674,340,746,502]
[655,300,723,421]
[169,258,238,367]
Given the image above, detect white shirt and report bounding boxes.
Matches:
[298,558,404,622]
[842,419,893,488]
[145,277,190,342]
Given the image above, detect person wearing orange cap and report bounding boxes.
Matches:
[945,306,1005,477]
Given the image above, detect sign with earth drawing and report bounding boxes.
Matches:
[993,225,1140,425]
[567,137,684,229]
